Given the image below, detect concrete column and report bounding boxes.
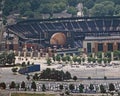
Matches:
[30,47,34,58]
[73,53,76,57]
[38,52,40,59]
[23,45,27,58]
[24,51,27,58]
[92,48,95,53]
[95,56,98,63]
[64,53,66,57]
[53,46,57,57]
[92,53,95,58]
[30,51,33,59]
[54,53,57,57]
[46,53,49,58]
[18,51,21,57]
[40,48,43,57]
[48,47,52,57]
[111,52,114,61]
[113,42,117,51]
[102,52,104,64]
[103,42,107,52]
[85,56,88,63]
[94,42,98,53]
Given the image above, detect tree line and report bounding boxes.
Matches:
[0,81,118,95]
[0,52,15,66]
[1,0,120,20]
[46,50,120,66]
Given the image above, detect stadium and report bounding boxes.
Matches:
[6,16,120,53]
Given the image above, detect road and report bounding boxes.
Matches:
[0,57,120,84]
[0,66,120,84]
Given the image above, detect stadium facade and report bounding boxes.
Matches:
[6,16,120,53]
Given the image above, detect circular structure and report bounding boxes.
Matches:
[50,32,66,45]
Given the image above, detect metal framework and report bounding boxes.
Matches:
[6,16,120,47]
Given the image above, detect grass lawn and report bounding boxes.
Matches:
[11,93,56,96]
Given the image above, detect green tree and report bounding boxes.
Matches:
[56,55,61,63]
[69,84,75,92]
[107,58,111,63]
[77,57,81,64]
[46,58,52,66]
[40,68,52,79]
[18,2,31,14]
[105,51,111,58]
[100,84,106,93]
[3,0,19,16]
[72,56,78,64]
[31,81,36,91]
[42,84,46,91]
[109,83,115,92]
[67,0,80,7]
[82,58,85,63]
[53,2,66,13]
[103,58,107,64]
[115,5,120,15]
[91,58,96,63]
[104,76,107,80]
[33,73,39,80]
[83,0,94,9]
[26,74,30,81]
[65,90,70,95]
[88,57,92,63]
[7,52,15,64]
[64,71,71,80]
[90,4,106,16]
[101,1,115,16]
[83,7,89,16]
[27,61,30,66]
[0,82,6,89]
[90,1,115,16]
[114,50,120,60]
[79,84,84,93]
[62,56,67,63]
[23,10,34,18]
[73,76,77,81]
[40,3,54,18]
[89,84,94,91]
[97,52,102,58]
[11,67,18,75]
[0,52,7,65]
[88,76,91,80]
[59,84,64,91]
[21,81,25,90]
[67,6,77,16]
[97,58,102,64]
[52,55,56,62]
[9,81,16,89]
[66,55,71,62]
[30,0,40,11]
[21,62,26,67]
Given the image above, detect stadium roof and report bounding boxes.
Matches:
[17,16,120,24]
[7,16,120,41]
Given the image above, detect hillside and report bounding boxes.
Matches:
[0,0,120,22]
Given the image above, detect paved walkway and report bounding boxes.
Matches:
[0,90,10,96]
[9,90,119,96]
